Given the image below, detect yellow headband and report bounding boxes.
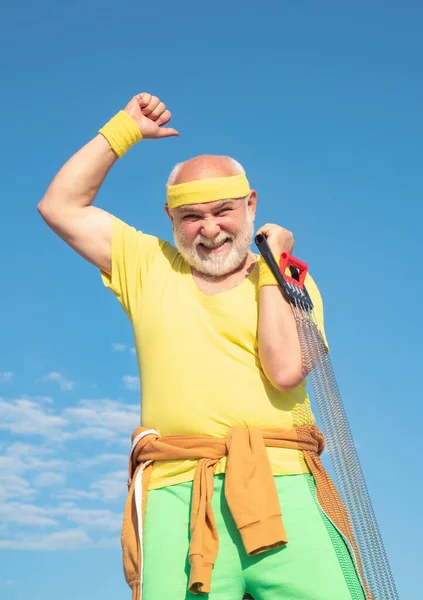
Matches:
[166,174,251,209]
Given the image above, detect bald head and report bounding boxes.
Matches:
[165,155,257,278]
[167,155,245,186]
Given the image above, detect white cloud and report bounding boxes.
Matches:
[0,396,139,448]
[0,472,36,502]
[6,442,54,458]
[0,529,93,550]
[0,397,68,439]
[64,399,139,435]
[52,454,128,501]
[0,454,25,473]
[0,372,13,383]
[0,390,139,553]
[112,344,137,356]
[0,381,142,553]
[0,454,67,506]
[70,427,119,441]
[42,372,74,392]
[91,470,128,501]
[37,396,55,404]
[112,343,127,352]
[0,502,58,527]
[33,472,66,488]
[79,453,127,469]
[117,436,133,448]
[51,506,122,532]
[53,488,99,501]
[4,444,67,474]
[122,376,140,391]
[1,389,141,440]
[0,441,68,501]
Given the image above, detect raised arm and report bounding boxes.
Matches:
[37,93,178,274]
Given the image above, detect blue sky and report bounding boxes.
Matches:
[0,1,422,598]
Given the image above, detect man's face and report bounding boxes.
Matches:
[169,195,256,277]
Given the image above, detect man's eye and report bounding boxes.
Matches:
[217,208,232,215]
[183,214,200,221]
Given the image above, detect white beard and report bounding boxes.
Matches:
[174,213,255,278]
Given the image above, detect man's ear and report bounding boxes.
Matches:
[164,204,174,229]
[247,190,258,221]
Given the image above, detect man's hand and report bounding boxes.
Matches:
[124,93,179,139]
[256,223,295,257]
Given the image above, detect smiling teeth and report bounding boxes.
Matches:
[201,239,230,249]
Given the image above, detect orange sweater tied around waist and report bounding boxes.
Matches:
[122,425,367,600]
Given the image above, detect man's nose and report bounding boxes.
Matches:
[201,219,220,238]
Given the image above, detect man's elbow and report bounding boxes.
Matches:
[272,366,306,392]
[37,198,53,220]
[37,198,69,227]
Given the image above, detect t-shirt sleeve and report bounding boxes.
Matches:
[305,273,329,352]
[100,216,165,319]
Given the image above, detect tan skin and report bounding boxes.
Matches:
[38,91,303,390]
[166,195,257,295]
[164,155,295,294]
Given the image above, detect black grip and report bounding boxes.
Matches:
[254,234,287,288]
[254,234,313,310]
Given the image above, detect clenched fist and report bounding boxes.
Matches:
[124,93,179,140]
[256,223,295,256]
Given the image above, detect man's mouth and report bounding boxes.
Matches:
[198,238,231,253]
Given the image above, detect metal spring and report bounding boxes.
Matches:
[293,306,399,599]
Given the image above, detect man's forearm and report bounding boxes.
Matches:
[258,286,304,391]
[39,135,118,213]
[37,94,176,273]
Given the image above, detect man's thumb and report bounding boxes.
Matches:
[157,128,179,138]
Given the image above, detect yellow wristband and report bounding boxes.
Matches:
[99,110,143,158]
[258,256,279,289]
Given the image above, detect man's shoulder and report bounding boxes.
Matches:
[111,216,187,276]
[129,227,183,271]
[114,216,176,254]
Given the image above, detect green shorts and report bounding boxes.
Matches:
[142,473,366,599]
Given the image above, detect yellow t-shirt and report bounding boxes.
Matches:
[101,217,328,490]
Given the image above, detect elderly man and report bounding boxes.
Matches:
[38,93,365,600]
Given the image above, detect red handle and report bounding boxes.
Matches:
[279,253,309,288]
